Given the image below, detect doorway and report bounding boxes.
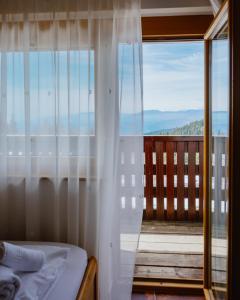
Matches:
[135,41,205,282]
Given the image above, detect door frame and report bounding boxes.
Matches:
[228,0,240,299]
[204,0,240,299]
[204,1,229,299]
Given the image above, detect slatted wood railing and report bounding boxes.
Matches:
[144,136,204,221]
[211,136,228,227]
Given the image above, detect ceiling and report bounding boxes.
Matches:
[141,0,214,16]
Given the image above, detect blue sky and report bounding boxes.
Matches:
[143,41,205,111]
[6,40,228,130]
[212,39,229,112]
[143,40,229,112]
[6,50,95,129]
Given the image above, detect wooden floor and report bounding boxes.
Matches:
[134,221,204,281]
[132,293,205,300]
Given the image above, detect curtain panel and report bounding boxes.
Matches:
[0,0,144,299]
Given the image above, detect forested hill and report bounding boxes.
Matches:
[146,119,204,136]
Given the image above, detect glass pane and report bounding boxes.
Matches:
[210,23,229,299]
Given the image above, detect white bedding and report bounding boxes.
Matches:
[12,242,88,300]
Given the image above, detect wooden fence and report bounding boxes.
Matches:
[144,136,204,221]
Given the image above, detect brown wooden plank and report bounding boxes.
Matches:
[143,136,203,222]
[142,15,213,40]
[135,252,203,269]
[156,296,205,300]
[155,141,164,220]
[77,256,98,300]
[166,142,175,220]
[134,265,203,280]
[136,251,226,272]
[188,142,197,220]
[133,281,204,296]
[203,39,210,290]
[199,142,203,221]
[177,142,185,220]
[141,221,203,235]
[145,140,154,219]
[134,293,178,300]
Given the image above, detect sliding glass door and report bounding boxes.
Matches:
[205,2,229,299]
[210,22,229,300]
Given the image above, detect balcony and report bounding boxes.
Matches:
[135,135,204,283]
[135,135,227,284]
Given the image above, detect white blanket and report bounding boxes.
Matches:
[16,247,69,300]
[0,265,21,300]
[0,242,46,272]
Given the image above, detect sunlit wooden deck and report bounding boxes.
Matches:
[134,221,204,281]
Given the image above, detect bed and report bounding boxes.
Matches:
[11,242,97,300]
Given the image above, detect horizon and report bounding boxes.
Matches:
[143,109,227,113]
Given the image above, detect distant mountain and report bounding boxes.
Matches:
[143,109,204,134]
[120,109,205,135]
[142,109,228,136]
[9,109,228,136]
[146,119,204,136]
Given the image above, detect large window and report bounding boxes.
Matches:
[6,50,95,136]
[5,50,95,177]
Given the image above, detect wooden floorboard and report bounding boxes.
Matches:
[132,294,205,300]
[141,221,203,235]
[135,221,227,282]
[138,234,204,253]
[134,265,203,280]
[135,221,204,281]
[136,252,203,269]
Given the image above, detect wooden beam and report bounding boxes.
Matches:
[133,280,204,295]
[77,257,98,300]
[135,252,203,269]
[203,39,211,290]
[142,15,213,40]
[204,288,215,300]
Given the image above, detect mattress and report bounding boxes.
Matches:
[12,242,88,300]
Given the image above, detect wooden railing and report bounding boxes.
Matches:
[144,136,204,221]
[211,136,228,227]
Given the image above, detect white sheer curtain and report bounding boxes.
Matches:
[0,0,143,299]
[209,0,223,15]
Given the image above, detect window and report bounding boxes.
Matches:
[6,50,95,136]
[5,50,95,177]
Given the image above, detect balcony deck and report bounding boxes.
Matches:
[135,136,227,282]
[134,221,203,281]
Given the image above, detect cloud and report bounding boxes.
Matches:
[143,41,204,111]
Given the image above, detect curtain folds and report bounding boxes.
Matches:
[0,0,143,299]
